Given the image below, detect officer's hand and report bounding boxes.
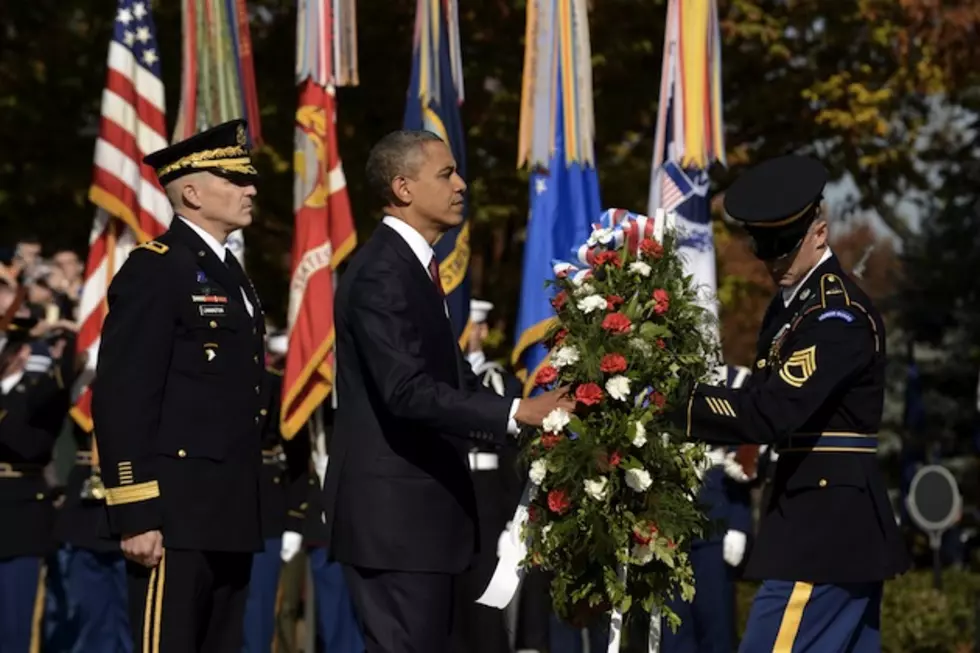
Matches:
[514,386,576,427]
[281,531,303,563]
[121,530,164,568]
[722,529,747,568]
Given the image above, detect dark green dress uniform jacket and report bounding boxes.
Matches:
[680,255,910,584]
[91,218,267,553]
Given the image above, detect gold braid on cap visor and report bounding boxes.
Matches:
[155,146,257,178]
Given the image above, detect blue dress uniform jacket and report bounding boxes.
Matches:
[679,255,909,584]
[257,369,309,539]
[92,217,267,553]
[0,367,69,558]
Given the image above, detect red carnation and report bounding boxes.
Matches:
[536,365,558,386]
[600,353,628,374]
[632,522,658,545]
[656,338,666,350]
[601,313,633,334]
[652,289,670,315]
[652,391,667,410]
[606,295,624,310]
[548,489,572,514]
[553,328,569,346]
[594,251,622,268]
[541,433,562,450]
[608,451,622,467]
[575,383,603,406]
[552,291,567,311]
[640,238,664,259]
[528,505,539,523]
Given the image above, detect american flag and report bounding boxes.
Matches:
[658,160,696,213]
[71,0,172,430]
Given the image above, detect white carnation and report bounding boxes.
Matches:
[583,477,609,501]
[628,337,653,357]
[571,269,592,287]
[629,261,652,277]
[552,345,580,369]
[529,459,548,485]
[625,467,653,492]
[632,421,647,448]
[573,282,596,296]
[577,294,607,314]
[542,408,571,434]
[588,227,615,246]
[631,543,654,566]
[605,375,631,402]
[542,523,553,538]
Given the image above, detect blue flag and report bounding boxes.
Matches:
[513,88,601,396]
[403,5,470,342]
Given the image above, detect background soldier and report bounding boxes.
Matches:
[662,365,755,653]
[241,331,310,652]
[670,155,910,651]
[92,119,268,652]
[0,292,71,651]
[451,299,524,653]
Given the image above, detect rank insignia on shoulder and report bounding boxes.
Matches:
[819,273,851,307]
[136,240,169,255]
[779,345,817,388]
[818,309,855,323]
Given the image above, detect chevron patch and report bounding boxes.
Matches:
[705,396,736,417]
[779,346,817,388]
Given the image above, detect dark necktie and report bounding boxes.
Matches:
[224,250,255,315]
[428,257,445,297]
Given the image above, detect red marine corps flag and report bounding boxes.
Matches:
[283,0,358,438]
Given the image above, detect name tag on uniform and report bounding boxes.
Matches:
[191,295,228,303]
[199,305,226,316]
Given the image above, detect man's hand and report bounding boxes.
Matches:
[514,386,576,427]
[121,530,164,568]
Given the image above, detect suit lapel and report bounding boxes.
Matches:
[376,225,461,384]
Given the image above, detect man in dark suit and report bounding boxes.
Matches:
[323,129,574,653]
[670,155,909,651]
[92,119,268,652]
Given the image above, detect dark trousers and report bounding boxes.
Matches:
[65,547,132,653]
[662,542,734,653]
[342,564,453,653]
[127,549,251,653]
[241,537,281,653]
[310,548,363,653]
[0,555,44,653]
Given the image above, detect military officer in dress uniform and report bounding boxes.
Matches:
[92,119,268,653]
[451,299,524,653]
[663,365,755,653]
[241,332,311,652]
[669,155,910,651]
[0,310,71,652]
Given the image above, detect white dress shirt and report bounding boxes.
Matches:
[382,216,521,433]
[781,247,833,308]
[179,216,254,317]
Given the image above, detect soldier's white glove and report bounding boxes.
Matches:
[281,531,303,563]
[722,530,747,567]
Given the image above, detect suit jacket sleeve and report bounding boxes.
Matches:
[347,261,512,442]
[92,250,173,536]
[683,310,875,445]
